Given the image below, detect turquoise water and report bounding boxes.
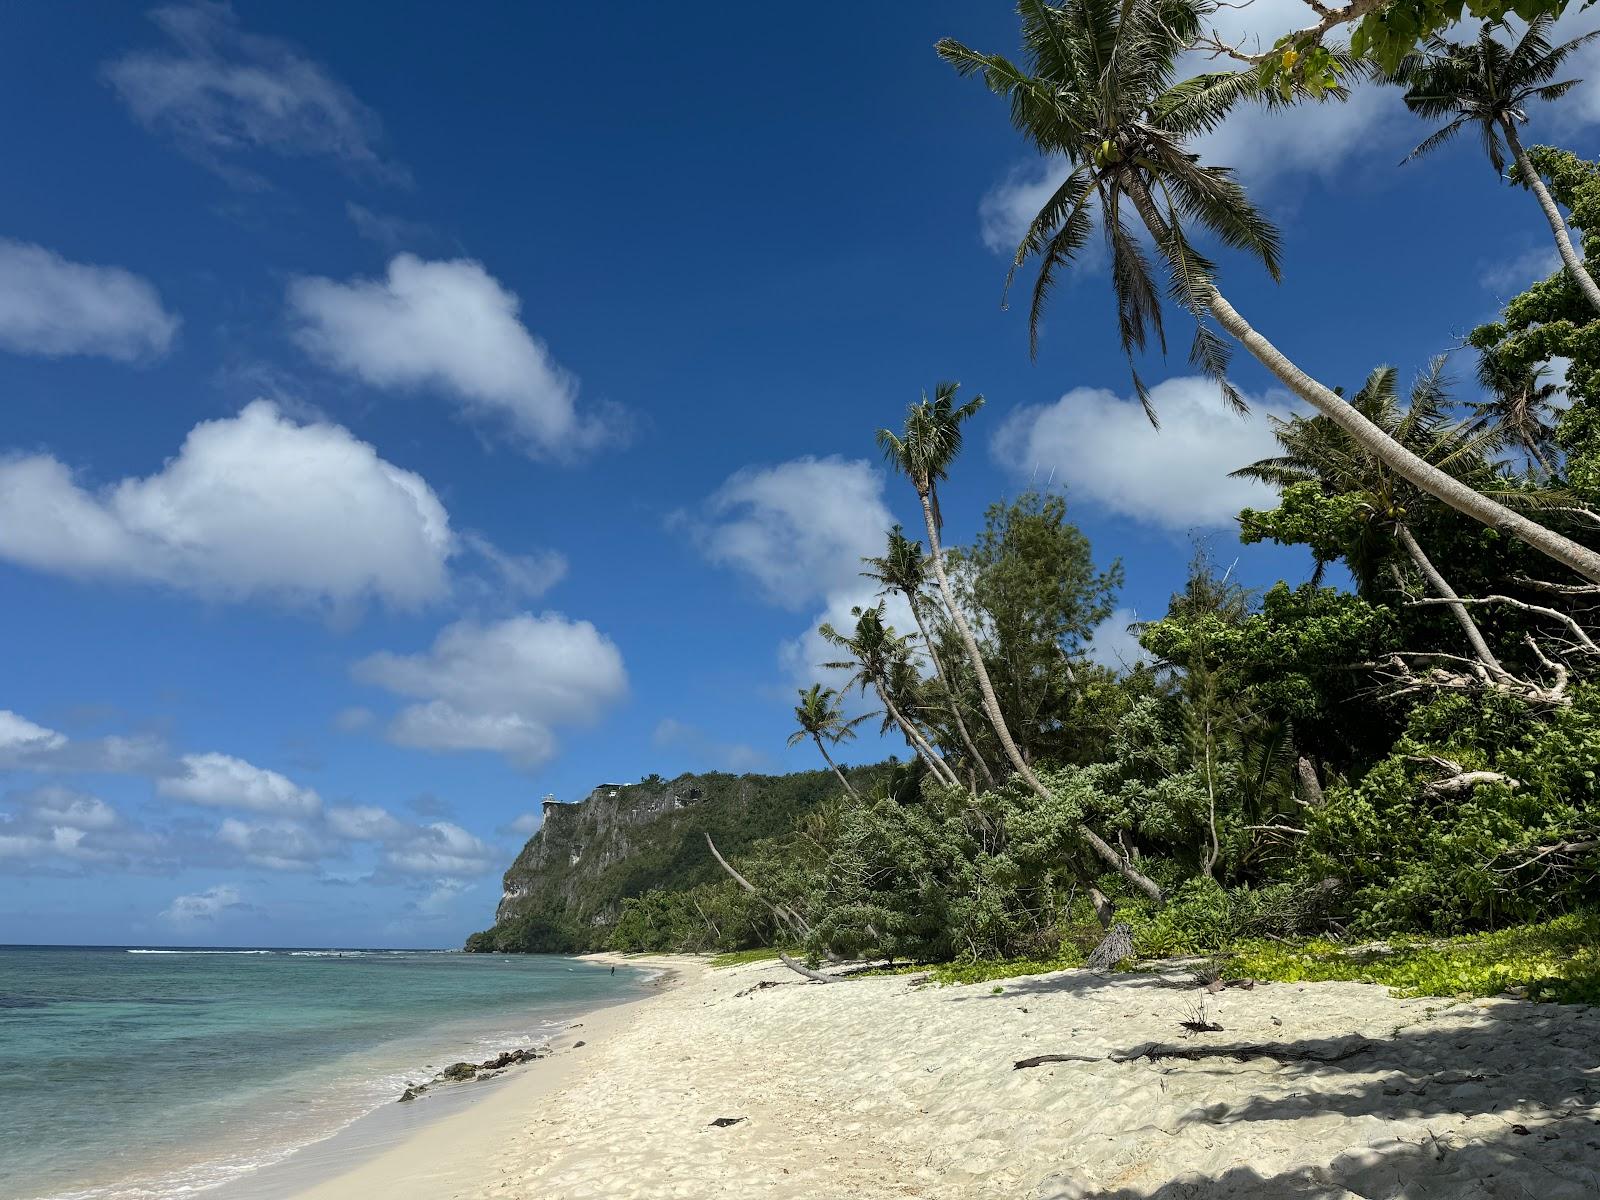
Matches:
[0,946,647,1200]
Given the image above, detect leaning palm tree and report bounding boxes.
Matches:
[861,525,997,786]
[1396,17,1600,313]
[820,603,963,789]
[1471,353,1562,477]
[787,683,868,798]
[879,383,1165,904]
[1235,362,1512,683]
[937,0,1600,584]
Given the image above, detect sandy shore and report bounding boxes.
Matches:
[289,953,1600,1199]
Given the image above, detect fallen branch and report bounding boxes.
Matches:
[777,951,836,984]
[705,833,812,940]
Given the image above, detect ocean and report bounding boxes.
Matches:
[0,945,648,1200]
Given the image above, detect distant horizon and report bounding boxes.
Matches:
[0,941,464,952]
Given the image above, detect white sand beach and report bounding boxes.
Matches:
[289,954,1600,1200]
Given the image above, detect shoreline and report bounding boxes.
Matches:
[220,953,689,1200]
[266,953,1600,1200]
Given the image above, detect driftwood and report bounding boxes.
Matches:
[734,979,790,998]
[1013,1039,1376,1070]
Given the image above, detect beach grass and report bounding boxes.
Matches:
[710,948,782,969]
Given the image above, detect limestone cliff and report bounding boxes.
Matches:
[470,766,879,951]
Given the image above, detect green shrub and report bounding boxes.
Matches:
[1228,913,1600,1003]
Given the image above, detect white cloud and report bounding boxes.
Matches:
[1194,80,1409,188]
[0,710,170,775]
[415,878,472,917]
[354,613,628,768]
[0,240,178,362]
[501,811,541,836]
[685,456,896,610]
[0,710,68,762]
[159,752,322,816]
[383,821,497,877]
[105,2,402,185]
[161,883,243,925]
[216,816,330,871]
[0,785,162,871]
[288,255,613,459]
[992,376,1292,530]
[325,804,409,842]
[777,582,919,690]
[684,455,920,692]
[1480,245,1562,295]
[460,533,568,600]
[979,160,1066,255]
[1084,607,1149,671]
[0,399,453,612]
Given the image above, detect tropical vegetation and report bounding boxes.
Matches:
[488,1,1600,998]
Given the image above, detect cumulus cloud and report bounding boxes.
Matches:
[500,810,541,837]
[105,2,403,186]
[353,613,628,768]
[414,877,473,917]
[0,785,167,872]
[992,376,1292,530]
[0,710,68,762]
[1084,606,1149,672]
[683,455,918,690]
[684,457,896,610]
[777,583,920,690]
[459,533,568,601]
[288,255,614,459]
[325,804,409,842]
[382,821,497,876]
[160,883,244,925]
[0,400,453,612]
[0,240,179,362]
[216,816,330,871]
[158,752,322,816]
[0,710,171,775]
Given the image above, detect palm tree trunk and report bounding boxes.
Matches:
[812,734,858,799]
[874,678,961,788]
[905,593,998,789]
[1501,118,1600,315]
[1122,185,1600,584]
[915,490,1166,905]
[1394,522,1507,679]
[1201,283,1600,584]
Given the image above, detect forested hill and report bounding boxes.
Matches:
[465,765,884,952]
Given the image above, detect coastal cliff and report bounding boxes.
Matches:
[468,766,880,952]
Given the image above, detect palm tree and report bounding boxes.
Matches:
[861,525,997,787]
[787,683,867,799]
[879,383,1165,903]
[820,603,963,789]
[1234,362,1512,682]
[937,0,1600,584]
[1471,353,1562,477]
[1396,17,1600,313]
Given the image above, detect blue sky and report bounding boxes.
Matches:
[1,2,1594,947]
